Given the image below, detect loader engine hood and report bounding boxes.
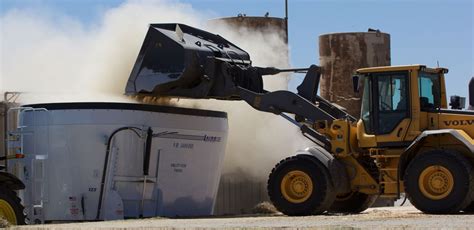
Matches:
[125,23,252,97]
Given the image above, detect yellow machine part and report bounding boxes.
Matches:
[438,114,474,140]
[328,120,351,157]
[370,148,403,197]
[418,165,454,200]
[339,156,379,195]
[280,170,314,203]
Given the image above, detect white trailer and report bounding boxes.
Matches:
[5,102,228,224]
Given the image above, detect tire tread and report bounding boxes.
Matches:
[404,150,473,214]
[0,187,26,225]
[267,155,335,216]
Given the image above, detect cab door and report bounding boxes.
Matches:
[363,71,412,146]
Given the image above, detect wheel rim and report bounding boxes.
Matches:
[280,170,313,203]
[418,165,454,200]
[0,199,17,225]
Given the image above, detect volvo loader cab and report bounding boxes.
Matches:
[355,65,473,152]
[356,65,452,147]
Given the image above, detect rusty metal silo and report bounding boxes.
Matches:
[208,15,288,43]
[208,15,290,91]
[319,31,391,118]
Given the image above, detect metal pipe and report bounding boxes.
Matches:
[143,128,153,176]
[96,126,143,220]
[278,68,309,73]
[141,175,147,218]
[141,127,153,217]
[258,67,310,76]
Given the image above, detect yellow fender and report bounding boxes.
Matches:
[0,172,25,191]
[399,129,474,181]
[297,146,351,194]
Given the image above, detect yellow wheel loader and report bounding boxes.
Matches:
[126,23,474,215]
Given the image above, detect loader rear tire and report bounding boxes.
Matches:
[0,187,25,225]
[328,191,377,214]
[267,155,335,216]
[404,150,474,214]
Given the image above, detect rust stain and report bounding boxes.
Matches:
[319,32,390,118]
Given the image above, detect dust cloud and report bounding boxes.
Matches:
[0,0,312,179]
[0,0,204,103]
[182,22,312,178]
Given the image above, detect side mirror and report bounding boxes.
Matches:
[352,75,361,93]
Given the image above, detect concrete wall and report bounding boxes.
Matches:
[319,32,391,118]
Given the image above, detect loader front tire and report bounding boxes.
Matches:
[404,150,474,214]
[328,191,377,214]
[0,187,25,225]
[267,155,335,216]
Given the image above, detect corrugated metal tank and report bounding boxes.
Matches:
[319,31,391,118]
[8,102,229,222]
[208,16,288,215]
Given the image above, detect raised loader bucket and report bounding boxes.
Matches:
[125,23,252,98]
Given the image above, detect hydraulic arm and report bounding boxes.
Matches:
[125,23,355,150]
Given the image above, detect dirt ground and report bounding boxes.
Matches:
[10,206,474,230]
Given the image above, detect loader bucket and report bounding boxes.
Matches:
[125,23,251,98]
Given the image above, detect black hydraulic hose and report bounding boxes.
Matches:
[280,113,332,151]
[96,126,143,220]
[300,124,332,151]
[143,128,153,176]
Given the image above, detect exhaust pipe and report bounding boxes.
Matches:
[469,77,474,110]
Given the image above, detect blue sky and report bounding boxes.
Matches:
[1,0,473,98]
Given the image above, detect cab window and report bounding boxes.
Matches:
[361,72,410,135]
[378,76,407,112]
[376,73,409,134]
[418,72,441,110]
[361,77,372,133]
